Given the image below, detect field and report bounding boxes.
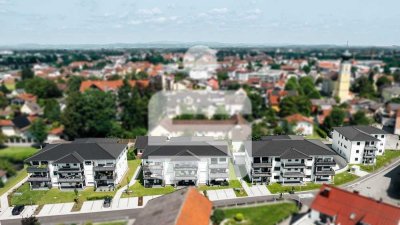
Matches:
[0,147,37,162]
[360,150,400,172]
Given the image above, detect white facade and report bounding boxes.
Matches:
[27,147,128,190]
[332,129,386,165]
[142,156,230,186]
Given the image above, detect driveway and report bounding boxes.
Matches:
[247,185,270,196]
[38,203,74,216]
[0,205,37,220]
[207,189,236,201]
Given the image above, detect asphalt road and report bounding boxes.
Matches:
[0,208,142,225]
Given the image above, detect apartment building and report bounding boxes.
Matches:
[332,126,387,164]
[140,139,230,187]
[25,138,128,190]
[244,136,337,185]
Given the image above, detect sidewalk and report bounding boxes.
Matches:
[0,175,29,210]
[112,165,142,208]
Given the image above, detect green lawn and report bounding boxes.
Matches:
[267,182,322,194]
[333,172,359,186]
[360,150,400,172]
[10,183,114,208]
[0,147,37,162]
[122,182,175,197]
[117,159,141,188]
[221,202,298,225]
[198,180,242,191]
[0,167,28,196]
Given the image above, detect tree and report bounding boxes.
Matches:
[302,65,311,74]
[252,123,269,140]
[0,131,6,146]
[210,209,225,225]
[67,76,85,94]
[323,107,345,132]
[351,111,371,125]
[217,71,229,82]
[0,83,10,94]
[376,76,391,91]
[21,67,34,80]
[29,119,47,144]
[0,92,7,108]
[351,76,376,99]
[24,77,62,98]
[61,90,116,139]
[43,99,61,122]
[279,96,311,117]
[284,77,299,91]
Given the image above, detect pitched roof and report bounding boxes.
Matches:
[134,136,168,149]
[133,187,212,225]
[333,126,386,141]
[0,119,13,126]
[247,138,336,157]
[311,185,400,225]
[285,113,313,124]
[141,141,229,159]
[26,141,126,162]
[12,116,31,129]
[79,79,149,92]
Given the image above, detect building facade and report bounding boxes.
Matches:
[140,139,230,187]
[244,136,337,185]
[332,126,387,164]
[25,138,128,190]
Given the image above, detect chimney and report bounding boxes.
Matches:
[353,190,359,195]
[320,187,331,198]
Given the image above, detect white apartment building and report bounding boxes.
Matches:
[25,138,128,190]
[332,126,387,164]
[140,139,230,187]
[244,136,337,185]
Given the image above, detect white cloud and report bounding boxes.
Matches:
[210,8,229,14]
[137,7,162,16]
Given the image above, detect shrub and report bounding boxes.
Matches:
[234,213,244,222]
[211,209,225,225]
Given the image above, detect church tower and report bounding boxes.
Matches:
[335,50,352,103]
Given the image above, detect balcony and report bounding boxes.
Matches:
[94,175,115,181]
[209,172,229,179]
[58,167,83,172]
[365,146,377,151]
[28,176,50,182]
[27,166,48,173]
[209,163,229,169]
[315,160,336,166]
[143,172,163,180]
[315,169,335,176]
[283,162,306,168]
[252,162,272,168]
[93,165,115,172]
[174,164,198,171]
[252,171,271,177]
[58,177,85,182]
[282,171,305,178]
[143,164,163,171]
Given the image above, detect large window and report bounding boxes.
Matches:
[211,158,218,164]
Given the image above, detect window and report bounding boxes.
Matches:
[306,175,311,178]
[274,176,279,179]
[219,158,227,163]
[307,158,312,161]
[275,158,280,162]
[253,157,261,163]
[211,158,218,164]
[53,171,57,175]
[73,164,77,166]
[85,161,92,165]
[356,150,359,153]
[381,135,384,138]
[379,150,382,153]
[357,142,360,146]
[274,167,280,171]
[375,135,378,138]
[355,158,358,161]
[32,161,39,165]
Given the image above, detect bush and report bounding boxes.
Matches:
[86,195,112,201]
[234,213,244,222]
[211,209,225,225]
[315,126,327,138]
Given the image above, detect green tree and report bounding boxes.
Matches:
[351,111,371,125]
[279,96,311,117]
[351,76,376,99]
[302,65,311,74]
[0,92,7,108]
[376,76,391,91]
[24,77,62,98]
[43,99,61,122]
[21,67,34,80]
[67,76,86,94]
[284,77,299,91]
[0,83,10,94]
[29,118,48,144]
[61,90,116,138]
[323,107,345,132]
[217,71,229,82]
[210,209,225,225]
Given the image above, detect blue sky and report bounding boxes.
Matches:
[0,0,399,46]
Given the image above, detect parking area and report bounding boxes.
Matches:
[38,203,74,216]
[80,195,159,213]
[247,185,270,196]
[207,189,236,201]
[0,205,38,220]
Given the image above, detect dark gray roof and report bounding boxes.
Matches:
[72,138,120,143]
[141,141,229,159]
[134,136,167,149]
[247,139,336,157]
[26,142,127,162]
[261,135,304,141]
[333,126,386,141]
[12,116,30,129]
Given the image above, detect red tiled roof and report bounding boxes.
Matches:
[0,119,13,126]
[285,113,313,124]
[176,187,213,225]
[17,93,37,102]
[79,79,149,92]
[311,185,400,225]
[49,126,64,135]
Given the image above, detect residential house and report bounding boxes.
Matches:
[140,139,230,187]
[25,138,128,190]
[0,116,34,142]
[244,136,337,185]
[21,101,43,116]
[133,187,212,225]
[79,79,149,93]
[332,126,387,164]
[46,126,66,143]
[309,184,400,225]
[284,114,314,136]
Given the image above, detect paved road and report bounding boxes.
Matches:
[0,208,142,225]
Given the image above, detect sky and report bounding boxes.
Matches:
[0,0,399,46]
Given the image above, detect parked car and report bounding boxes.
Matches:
[103,197,112,208]
[12,205,25,215]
